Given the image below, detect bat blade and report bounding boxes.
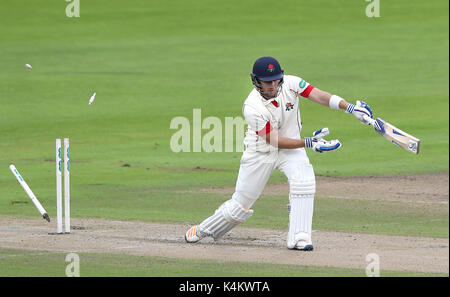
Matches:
[370,118,420,154]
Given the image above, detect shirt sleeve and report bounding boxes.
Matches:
[243,105,273,136]
[287,75,315,98]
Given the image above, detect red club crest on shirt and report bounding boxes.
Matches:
[267,64,274,72]
[285,102,294,111]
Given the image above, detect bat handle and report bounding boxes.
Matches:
[363,115,377,127]
[363,116,385,134]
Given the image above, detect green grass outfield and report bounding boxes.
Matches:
[0,248,447,277]
[0,0,448,277]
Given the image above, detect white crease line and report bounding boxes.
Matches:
[0,252,52,259]
[113,246,140,250]
[0,245,105,254]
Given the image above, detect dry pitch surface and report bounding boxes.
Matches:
[0,173,448,274]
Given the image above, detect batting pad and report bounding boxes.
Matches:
[286,164,315,249]
[199,199,253,239]
[287,194,314,249]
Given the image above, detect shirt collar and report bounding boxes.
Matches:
[261,97,279,108]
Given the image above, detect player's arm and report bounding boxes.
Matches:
[262,127,341,153]
[306,86,380,130]
[256,120,304,149]
[263,129,305,149]
[307,87,349,110]
[291,77,376,126]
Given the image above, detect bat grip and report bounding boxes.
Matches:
[363,115,377,127]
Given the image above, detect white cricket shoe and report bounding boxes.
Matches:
[288,232,314,251]
[184,225,205,243]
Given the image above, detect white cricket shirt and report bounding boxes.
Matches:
[242,75,314,152]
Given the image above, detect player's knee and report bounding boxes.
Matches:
[199,198,254,240]
[290,179,315,197]
[289,164,316,197]
[232,191,257,209]
[220,199,254,224]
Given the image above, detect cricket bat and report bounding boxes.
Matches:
[366,117,420,154]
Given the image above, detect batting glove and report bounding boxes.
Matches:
[346,100,374,125]
[305,128,342,153]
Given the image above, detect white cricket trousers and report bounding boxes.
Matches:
[232,148,313,209]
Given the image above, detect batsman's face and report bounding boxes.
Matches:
[258,79,281,99]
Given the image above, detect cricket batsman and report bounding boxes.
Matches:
[185,56,376,250]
